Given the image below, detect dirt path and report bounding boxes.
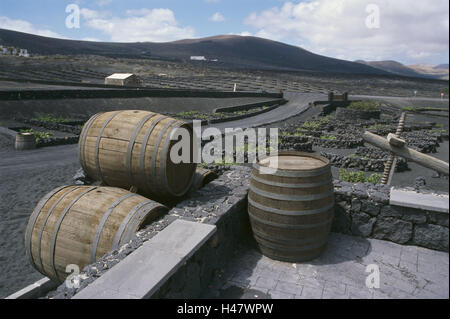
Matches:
[0,144,79,298]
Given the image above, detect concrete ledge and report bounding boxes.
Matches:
[5,277,58,299]
[390,188,449,213]
[72,220,216,299]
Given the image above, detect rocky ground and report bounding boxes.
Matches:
[0,139,79,298]
[1,55,448,97]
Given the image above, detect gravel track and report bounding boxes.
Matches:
[0,144,79,298]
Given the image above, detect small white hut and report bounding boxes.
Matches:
[190,56,206,61]
[105,73,141,86]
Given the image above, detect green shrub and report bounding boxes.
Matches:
[339,169,382,184]
[177,111,209,120]
[348,102,380,111]
[320,135,337,140]
[36,114,71,123]
[301,115,334,131]
[402,106,415,111]
[19,129,54,142]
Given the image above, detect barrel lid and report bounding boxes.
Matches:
[256,152,329,172]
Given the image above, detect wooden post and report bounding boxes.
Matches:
[363,131,449,176]
[381,112,406,185]
[328,92,334,102]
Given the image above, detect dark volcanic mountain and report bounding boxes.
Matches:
[0,28,391,75]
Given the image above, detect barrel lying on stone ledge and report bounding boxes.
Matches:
[248,151,335,262]
[79,110,197,199]
[25,186,168,282]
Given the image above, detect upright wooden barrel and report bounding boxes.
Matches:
[248,151,334,262]
[15,132,36,150]
[25,186,168,282]
[78,110,196,199]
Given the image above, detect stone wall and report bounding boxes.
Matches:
[332,181,449,252]
[22,118,83,135]
[336,107,381,121]
[0,88,282,101]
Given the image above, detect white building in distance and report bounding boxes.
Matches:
[190,56,206,61]
[105,73,141,86]
[19,49,30,57]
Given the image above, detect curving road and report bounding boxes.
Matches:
[205,92,325,133]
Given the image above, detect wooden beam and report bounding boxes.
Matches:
[363,131,449,176]
[387,133,406,147]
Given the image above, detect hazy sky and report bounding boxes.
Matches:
[0,0,448,65]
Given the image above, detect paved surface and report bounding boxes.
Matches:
[202,233,449,299]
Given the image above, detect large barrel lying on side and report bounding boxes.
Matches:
[25,186,168,282]
[79,110,196,199]
[248,151,334,262]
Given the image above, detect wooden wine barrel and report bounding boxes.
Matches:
[79,110,196,199]
[15,132,36,150]
[25,185,168,282]
[248,151,334,262]
[191,168,218,191]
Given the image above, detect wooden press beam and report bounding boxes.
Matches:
[363,131,449,176]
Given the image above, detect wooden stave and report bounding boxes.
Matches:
[248,151,335,262]
[25,186,168,282]
[191,168,218,190]
[78,110,196,199]
[14,133,36,150]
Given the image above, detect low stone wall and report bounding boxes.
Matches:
[21,119,83,136]
[332,181,449,252]
[336,107,381,121]
[213,99,284,114]
[309,136,364,148]
[0,88,282,101]
[280,134,363,149]
[320,151,409,172]
[35,136,79,148]
[209,103,282,124]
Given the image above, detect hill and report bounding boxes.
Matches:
[408,64,449,80]
[356,60,449,80]
[0,28,390,75]
[355,60,428,78]
[434,64,449,70]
